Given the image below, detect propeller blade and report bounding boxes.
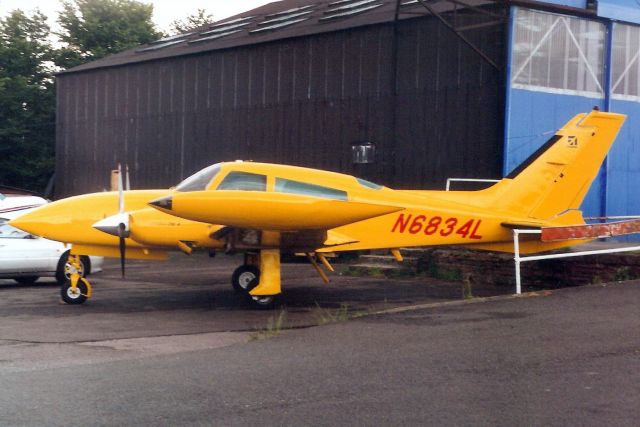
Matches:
[118,163,125,214]
[118,222,126,277]
[125,164,131,191]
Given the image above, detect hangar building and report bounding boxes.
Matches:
[56,0,640,220]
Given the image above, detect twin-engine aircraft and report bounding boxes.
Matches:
[10,111,626,307]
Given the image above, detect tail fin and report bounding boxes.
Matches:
[488,111,626,221]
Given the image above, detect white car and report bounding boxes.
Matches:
[0,202,103,285]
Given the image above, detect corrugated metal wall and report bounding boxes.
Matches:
[55,14,505,197]
[394,17,504,189]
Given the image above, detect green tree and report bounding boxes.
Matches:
[0,9,56,192]
[170,9,214,34]
[56,0,161,68]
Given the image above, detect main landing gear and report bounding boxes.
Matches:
[229,242,337,309]
[60,254,93,305]
[231,250,281,309]
[230,231,283,309]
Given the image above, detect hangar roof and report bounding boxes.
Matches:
[60,0,495,74]
[61,0,595,75]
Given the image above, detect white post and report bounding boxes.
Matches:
[513,230,522,295]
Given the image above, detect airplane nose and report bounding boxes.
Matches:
[8,206,57,238]
[149,196,173,211]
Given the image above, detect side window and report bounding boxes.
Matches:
[217,172,267,191]
[275,178,347,201]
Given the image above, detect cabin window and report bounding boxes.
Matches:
[275,178,347,201]
[176,164,221,192]
[217,172,267,191]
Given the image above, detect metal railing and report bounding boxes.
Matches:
[512,229,640,294]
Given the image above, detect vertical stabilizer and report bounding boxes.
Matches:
[490,111,626,221]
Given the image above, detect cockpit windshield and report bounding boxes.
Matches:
[356,178,384,190]
[176,164,221,192]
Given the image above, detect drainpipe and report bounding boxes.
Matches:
[502,6,517,176]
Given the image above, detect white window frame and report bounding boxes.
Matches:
[611,23,640,101]
[511,8,605,98]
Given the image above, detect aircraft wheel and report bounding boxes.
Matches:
[246,294,280,310]
[56,252,89,285]
[60,279,88,305]
[231,265,260,294]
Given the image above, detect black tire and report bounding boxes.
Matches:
[60,279,88,305]
[231,265,260,294]
[56,252,90,285]
[246,294,280,310]
[13,276,39,284]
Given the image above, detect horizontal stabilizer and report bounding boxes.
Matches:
[541,219,640,242]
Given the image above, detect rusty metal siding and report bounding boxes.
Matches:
[56,15,505,197]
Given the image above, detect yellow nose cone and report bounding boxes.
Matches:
[9,206,59,239]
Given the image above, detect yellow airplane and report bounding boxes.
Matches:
[10,110,626,308]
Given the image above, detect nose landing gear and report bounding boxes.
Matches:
[60,253,92,305]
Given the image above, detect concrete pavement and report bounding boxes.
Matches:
[0,254,638,426]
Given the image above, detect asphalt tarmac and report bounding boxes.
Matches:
[0,254,638,426]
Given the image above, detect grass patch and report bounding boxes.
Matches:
[367,267,387,278]
[427,261,463,282]
[339,265,387,277]
[340,265,416,279]
[384,267,419,279]
[614,266,636,282]
[251,309,287,340]
[462,272,474,300]
[314,302,350,325]
[339,266,361,277]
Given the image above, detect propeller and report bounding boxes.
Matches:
[116,163,127,277]
[91,163,130,277]
[118,222,127,277]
